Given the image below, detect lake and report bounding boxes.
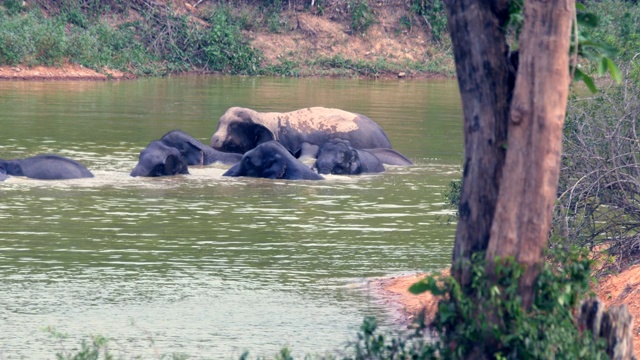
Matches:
[0,77,462,358]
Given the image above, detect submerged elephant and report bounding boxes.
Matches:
[0,154,94,180]
[130,140,189,177]
[313,139,412,175]
[210,107,393,156]
[160,130,242,166]
[223,141,324,180]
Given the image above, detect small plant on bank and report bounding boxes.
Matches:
[408,247,606,359]
[348,0,375,34]
[410,0,447,42]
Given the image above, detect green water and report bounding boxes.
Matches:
[0,77,462,358]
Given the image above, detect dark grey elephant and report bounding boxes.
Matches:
[312,139,412,175]
[131,129,242,177]
[130,140,189,177]
[0,154,94,180]
[210,107,393,156]
[223,141,324,180]
[160,130,242,166]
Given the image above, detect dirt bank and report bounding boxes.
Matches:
[0,65,132,81]
[0,0,453,81]
[373,266,640,357]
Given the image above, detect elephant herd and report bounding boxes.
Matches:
[0,107,413,182]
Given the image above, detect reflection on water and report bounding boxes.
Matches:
[0,77,462,358]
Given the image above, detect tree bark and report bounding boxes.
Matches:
[486,0,575,308]
[443,0,511,289]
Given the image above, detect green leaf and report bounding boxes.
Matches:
[577,12,599,28]
[598,56,607,76]
[605,57,623,84]
[574,67,597,93]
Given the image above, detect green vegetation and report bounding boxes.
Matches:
[408,248,607,359]
[410,0,447,42]
[0,0,456,78]
[348,0,375,34]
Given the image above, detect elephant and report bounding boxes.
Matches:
[210,107,393,156]
[223,141,324,180]
[130,140,189,177]
[0,154,94,180]
[312,139,412,175]
[160,130,242,166]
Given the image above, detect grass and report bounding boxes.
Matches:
[0,1,456,78]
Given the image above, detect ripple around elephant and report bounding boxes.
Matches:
[0,154,94,181]
[130,140,189,177]
[313,139,413,175]
[210,107,393,156]
[160,130,242,166]
[223,141,324,180]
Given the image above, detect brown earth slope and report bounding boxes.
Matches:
[0,0,452,80]
[375,267,640,358]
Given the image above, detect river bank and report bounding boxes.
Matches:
[372,265,640,358]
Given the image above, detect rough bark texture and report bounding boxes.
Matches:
[444,0,511,288]
[485,0,574,308]
[580,298,637,360]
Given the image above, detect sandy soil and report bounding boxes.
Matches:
[372,265,640,357]
[0,64,133,81]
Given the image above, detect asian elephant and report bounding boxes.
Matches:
[160,130,242,166]
[0,154,94,180]
[312,139,412,175]
[223,141,324,180]
[210,107,393,156]
[130,140,189,177]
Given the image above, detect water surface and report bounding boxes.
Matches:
[0,77,462,358]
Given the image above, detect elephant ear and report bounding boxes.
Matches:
[0,163,7,181]
[252,123,275,147]
[348,149,362,174]
[164,154,189,176]
[262,153,287,179]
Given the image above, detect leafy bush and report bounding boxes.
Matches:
[348,0,375,34]
[410,0,447,42]
[409,248,607,359]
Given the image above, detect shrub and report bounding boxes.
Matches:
[408,248,607,359]
[410,0,447,42]
[348,0,375,34]
[556,77,640,269]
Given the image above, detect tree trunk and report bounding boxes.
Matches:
[486,0,574,308]
[443,0,511,289]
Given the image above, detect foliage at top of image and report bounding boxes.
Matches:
[0,1,265,76]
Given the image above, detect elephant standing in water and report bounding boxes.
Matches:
[223,141,324,180]
[131,129,242,177]
[130,140,189,177]
[210,107,394,157]
[0,155,94,180]
[160,130,242,166]
[313,139,412,175]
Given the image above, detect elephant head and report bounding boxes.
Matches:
[223,141,323,180]
[313,139,387,175]
[130,140,189,177]
[160,129,242,166]
[210,107,275,154]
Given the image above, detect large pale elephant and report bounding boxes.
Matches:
[0,154,94,180]
[210,107,393,156]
